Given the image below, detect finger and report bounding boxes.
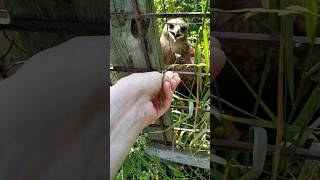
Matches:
[173,72,181,80]
[171,78,181,91]
[174,76,181,87]
[169,79,177,91]
[173,72,179,78]
[163,71,174,81]
[143,101,158,127]
[164,81,173,100]
[143,71,163,96]
[158,81,173,117]
[172,73,181,88]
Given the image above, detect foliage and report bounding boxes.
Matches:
[116,0,211,179]
[212,0,320,179]
[113,0,211,179]
[115,134,209,180]
[155,0,210,44]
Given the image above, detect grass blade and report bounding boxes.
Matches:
[253,49,272,115]
[211,109,276,129]
[292,86,320,147]
[283,11,294,106]
[272,1,288,175]
[239,127,268,180]
[303,62,320,78]
[304,0,318,43]
[202,0,210,74]
[226,57,276,122]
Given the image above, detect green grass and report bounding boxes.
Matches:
[212,0,320,179]
[116,0,211,179]
[115,134,209,180]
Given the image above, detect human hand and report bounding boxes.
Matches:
[150,71,181,122]
[131,71,180,128]
[111,71,181,129]
[109,71,180,178]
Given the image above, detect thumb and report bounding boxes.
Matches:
[142,71,163,97]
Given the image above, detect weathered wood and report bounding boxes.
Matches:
[0,19,107,35]
[111,0,173,143]
[3,0,107,55]
[0,30,28,78]
[145,144,210,169]
[4,0,106,23]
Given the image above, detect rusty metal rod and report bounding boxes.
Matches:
[171,105,210,112]
[111,12,209,19]
[0,18,108,35]
[213,139,320,161]
[110,66,209,77]
[212,31,320,47]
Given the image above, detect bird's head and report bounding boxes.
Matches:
[162,18,188,42]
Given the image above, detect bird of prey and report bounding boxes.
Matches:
[160,18,226,81]
[160,18,199,67]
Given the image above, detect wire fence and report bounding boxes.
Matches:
[2,2,320,162]
[111,3,320,162]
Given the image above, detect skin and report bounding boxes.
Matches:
[0,36,107,179]
[0,34,226,179]
[110,71,181,179]
[109,45,226,178]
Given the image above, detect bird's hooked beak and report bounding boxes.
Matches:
[170,26,182,40]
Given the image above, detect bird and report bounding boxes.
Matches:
[160,18,200,69]
[160,18,226,81]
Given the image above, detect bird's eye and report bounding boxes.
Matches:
[169,24,174,29]
[181,27,187,32]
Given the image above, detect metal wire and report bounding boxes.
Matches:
[111,12,209,19]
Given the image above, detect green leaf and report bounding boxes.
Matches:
[304,0,318,43]
[268,0,278,33]
[252,127,268,175]
[286,5,312,13]
[293,86,320,147]
[239,127,268,180]
[303,62,320,78]
[211,109,276,129]
[226,58,277,122]
[282,11,295,109]
[254,49,272,115]
[202,24,210,74]
[190,31,197,35]
[293,86,320,126]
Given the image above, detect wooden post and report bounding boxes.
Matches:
[110,0,173,143]
[2,0,107,55]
